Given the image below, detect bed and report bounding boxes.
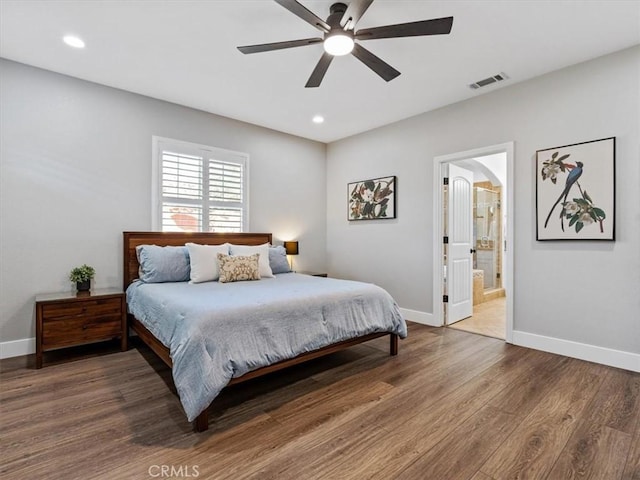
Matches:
[123,231,406,432]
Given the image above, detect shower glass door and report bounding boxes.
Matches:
[474,186,501,290]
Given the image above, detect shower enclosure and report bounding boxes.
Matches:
[473,184,502,290]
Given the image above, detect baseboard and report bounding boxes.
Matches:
[400,308,439,327]
[4,329,637,372]
[0,330,139,360]
[0,337,35,359]
[512,330,640,373]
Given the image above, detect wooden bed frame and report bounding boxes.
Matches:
[123,231,398,432]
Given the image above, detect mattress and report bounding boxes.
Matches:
[126,273,406,420]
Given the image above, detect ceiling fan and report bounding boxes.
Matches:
[237,0,453,88]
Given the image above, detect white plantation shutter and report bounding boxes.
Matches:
[162,151,202,199]
[209,161,243,202]
[152,137,248,232]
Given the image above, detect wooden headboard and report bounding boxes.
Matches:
[123,231,273,290]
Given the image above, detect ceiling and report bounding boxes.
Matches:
[1,1,639,143]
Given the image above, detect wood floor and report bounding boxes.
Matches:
[449,297,506,339]
[1,323,638,480]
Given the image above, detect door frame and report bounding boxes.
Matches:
[432,142,515,343]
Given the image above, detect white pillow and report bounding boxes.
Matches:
[229,243,274,278]
[186,243,230,283]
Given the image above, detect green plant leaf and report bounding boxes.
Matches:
[583,190,593,203]
[69,264,95,282]
[592,207,606,219]
[552,152,558,159]
[364,180,375,191]
[558,154,570,162]
[576,221,584,233]
[569,215,579,227]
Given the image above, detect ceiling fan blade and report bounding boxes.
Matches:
[305,52,334,88]
[355,16,453,40]
[351,43,400,82]
[340,0,374,30]
[238,38,322,54]
[274,0,330,33]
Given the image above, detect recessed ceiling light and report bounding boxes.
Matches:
[312,115,324,124]
[63,35,85,48]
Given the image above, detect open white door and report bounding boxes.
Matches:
[446,164,474,324]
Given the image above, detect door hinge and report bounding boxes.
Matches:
[443,236,449,244]
[443,295,449,303]
[443,177,449,185]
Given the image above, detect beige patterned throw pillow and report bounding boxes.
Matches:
[217,253,261,283]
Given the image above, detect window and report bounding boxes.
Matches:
[152,137,248,232]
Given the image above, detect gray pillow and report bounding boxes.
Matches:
[136,245,190,283]
[269,245,291,274]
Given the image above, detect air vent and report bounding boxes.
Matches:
[469,72,509,90]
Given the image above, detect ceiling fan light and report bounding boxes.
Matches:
[324,34,354,56]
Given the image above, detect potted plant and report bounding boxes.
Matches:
[69,264,95,292]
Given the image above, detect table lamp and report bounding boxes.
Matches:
[284,241,299,271]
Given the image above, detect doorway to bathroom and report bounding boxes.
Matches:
[432,143,514,342]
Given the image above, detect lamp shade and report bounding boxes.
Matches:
[284,241,299,255]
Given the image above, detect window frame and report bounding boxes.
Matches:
[151,136,250,232]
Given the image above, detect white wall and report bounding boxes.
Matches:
[327,47,640,363]
[475,153,506,187]
[2,47,639,369]
[0,59,327,345]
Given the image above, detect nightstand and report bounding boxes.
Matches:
[35,289,127,368]
[297,271,328,277]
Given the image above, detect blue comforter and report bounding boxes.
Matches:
[126,273,407,421]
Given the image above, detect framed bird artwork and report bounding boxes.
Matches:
[536,137,615,241]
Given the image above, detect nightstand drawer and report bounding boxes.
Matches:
[42,314,122,348]
[42,297,121,319]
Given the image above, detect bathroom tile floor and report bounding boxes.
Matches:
[448,296,506,339]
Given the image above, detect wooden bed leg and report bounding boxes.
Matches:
[193,410,209,432]
[390,333,398,356]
